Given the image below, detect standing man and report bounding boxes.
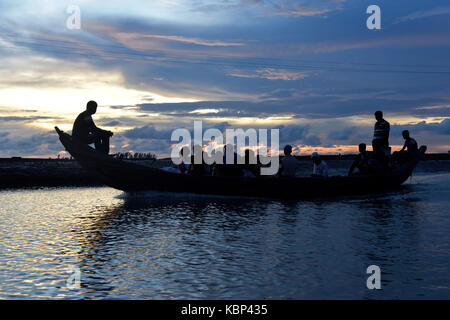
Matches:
[72,100,113,154]
[372,110,390,154]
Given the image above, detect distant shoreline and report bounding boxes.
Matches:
[1,152,450,162]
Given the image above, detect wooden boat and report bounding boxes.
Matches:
[55,127,426,199]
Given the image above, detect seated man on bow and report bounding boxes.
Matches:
[72,100,113,154]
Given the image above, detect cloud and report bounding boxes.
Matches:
[410,104,450,118]
[123,125,173,140]
[275,124,322,146]
[119,33,245,47]
[274,6,335,17]
[228,68,308,80]
[301,135,321,146]
[102,120,121,127]
[183,0,345,18]
[277,124,309,142]
[0,116,55,122]
[396,6,450,23]
[261,89,297,99]
[327,127,357,141]
[294,34,450,54]
[137,101,264,117]
[393,119,450,136]
[135,90,450,120]
[0,130,61,156]
[119,121,325,155]
[84,22,251,59]
[0,0,449,156]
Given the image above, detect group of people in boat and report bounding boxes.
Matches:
[279,146,329,178]
[175,145,330,178]
[177,145,263,177]
[72,101,419,179]
[347,110,419,176]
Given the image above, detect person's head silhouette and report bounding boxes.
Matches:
[86,100,98,115]
[284,145,292,156]
[374,110,383,121]
[359,143,366,153]
[311,152,321,165]
[402,130,410,140]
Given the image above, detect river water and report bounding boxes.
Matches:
[0,172,449,299]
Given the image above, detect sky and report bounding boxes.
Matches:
[0,0,449,158]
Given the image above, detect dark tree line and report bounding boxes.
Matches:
[53,152,155,160]
[114,152,156,160]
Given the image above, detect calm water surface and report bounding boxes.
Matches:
[0,173,449,299]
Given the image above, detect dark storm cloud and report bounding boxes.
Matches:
[409,105,450,118]
[102,120,121,127]
[123,125,173,140]
[277,124,309,142]
[122,121,233,141]
[327,127,358,141]
[301,135,321,147]
[120,121,324,152]
[138,101,264,118]
[0,131,60,155]
[392,119,450,136]
[137,93,450,120]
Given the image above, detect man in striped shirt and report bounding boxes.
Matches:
[372,110,390,154]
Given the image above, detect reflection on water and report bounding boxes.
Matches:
[0,174,450,299]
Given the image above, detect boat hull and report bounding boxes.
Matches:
[55,127,425,199]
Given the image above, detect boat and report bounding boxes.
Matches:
[55,126,426,199]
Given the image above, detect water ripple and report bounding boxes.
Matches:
[1,174,450,299]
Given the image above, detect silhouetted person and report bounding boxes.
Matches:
[311,152,328,178]
[211,149,224,176]
[177,146,190,174]
[400,130,418,154]
[348,143,370,176]
[242,149,259,177]
[279,145,300,177]
[396,130,419,162]
[188,145,205,176]
[219,144,241,176]
[72,101,113,154]
[372,110,390,155]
